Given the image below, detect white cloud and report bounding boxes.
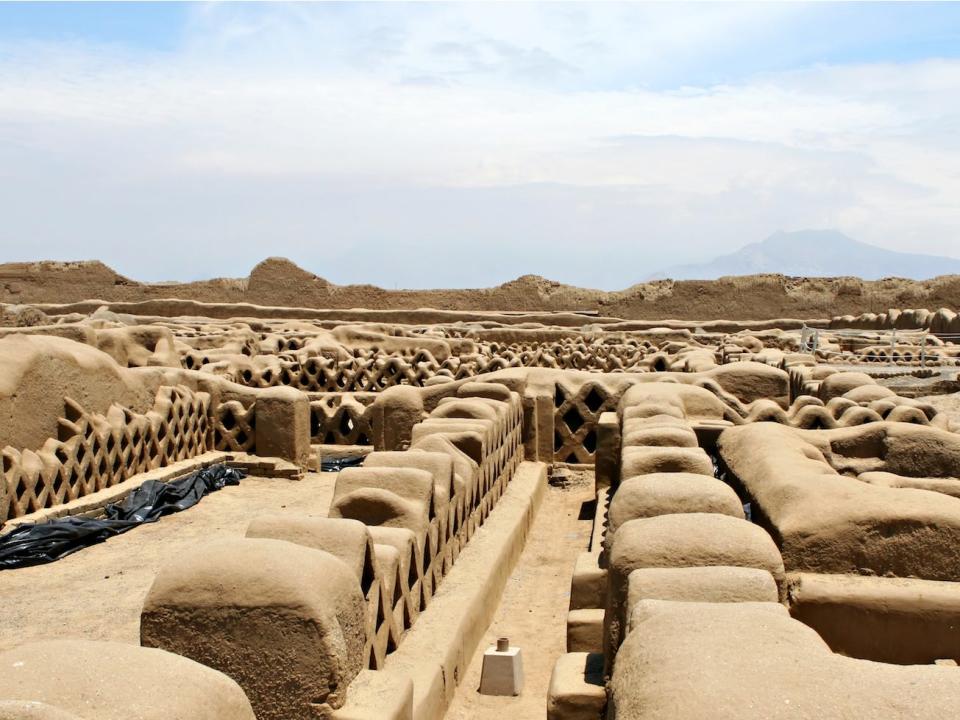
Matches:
[0,3,958,287]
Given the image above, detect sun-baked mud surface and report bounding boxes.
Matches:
[0,473,337,652]
[4,257,960,319]
[918,392,960,431]
[445,469,594,720]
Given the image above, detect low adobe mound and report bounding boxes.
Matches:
[609,600,960,719]
[718,421,960,579]
[0,639,256,720]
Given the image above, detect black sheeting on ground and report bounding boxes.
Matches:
[319,455,366,472]
[0,464,245,570]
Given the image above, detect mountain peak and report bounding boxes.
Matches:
[651,230,960,281]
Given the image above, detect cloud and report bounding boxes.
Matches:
[0,3,958,287]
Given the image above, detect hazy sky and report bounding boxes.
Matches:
[1,1,959,288]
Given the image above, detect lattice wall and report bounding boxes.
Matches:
[219,338,663,392]
[238,355,439,392]
[337,384,526,668]
[473,340,654,372]
[553,380,622,464]
[1,386,210,523]
[309,394,375,446]
[212,401,256,453]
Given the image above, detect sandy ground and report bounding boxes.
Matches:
[0,472,337,652]
[445,469,595,720]
[918,391,960,430]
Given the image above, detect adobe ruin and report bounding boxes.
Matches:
[1,261,960,719]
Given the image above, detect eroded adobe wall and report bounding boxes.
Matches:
[3,257,959,320]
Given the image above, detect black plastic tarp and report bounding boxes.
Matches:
[319,455,366,472]
[0,464,245,570]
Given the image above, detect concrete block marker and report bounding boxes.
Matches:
[479,637,525,696]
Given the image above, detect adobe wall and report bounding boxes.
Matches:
[3,257,959,320]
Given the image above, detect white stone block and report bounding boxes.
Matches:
[479,638,524,696]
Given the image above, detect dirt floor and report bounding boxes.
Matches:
[445,468,596,720]
[0,472,337,652]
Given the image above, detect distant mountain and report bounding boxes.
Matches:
[650,230,960,281]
